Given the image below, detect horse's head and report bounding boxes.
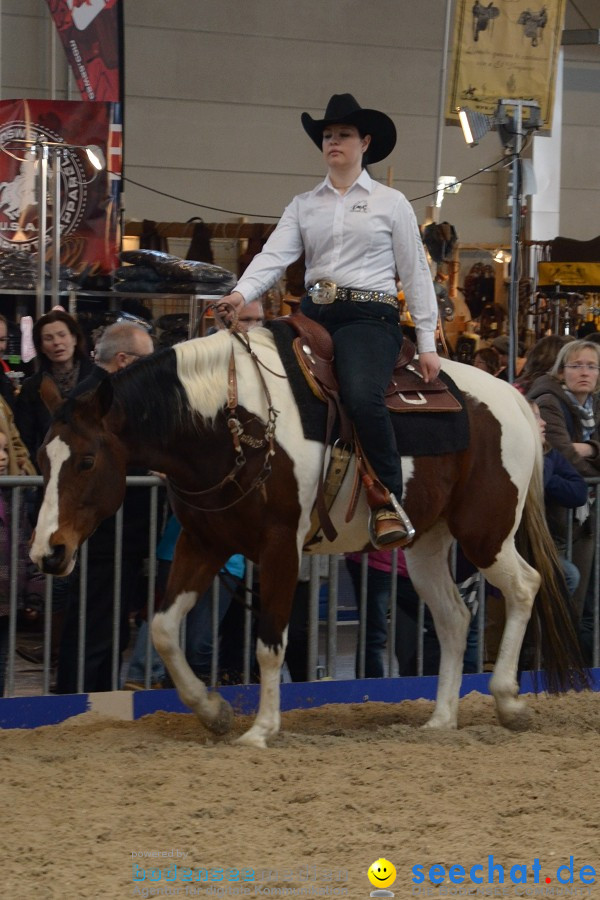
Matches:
[30,375,127,576]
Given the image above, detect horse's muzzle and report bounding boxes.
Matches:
[39,544,70,576]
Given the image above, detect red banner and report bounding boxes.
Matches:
[0,99,121,274]
[46,0,122,102]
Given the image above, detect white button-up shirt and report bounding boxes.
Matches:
[236,170,438,352]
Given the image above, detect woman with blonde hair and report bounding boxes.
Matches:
[528,339,600,625]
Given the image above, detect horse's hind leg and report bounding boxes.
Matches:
[479,542,539,730]
[151,534,233,736]
[404,521,471,729]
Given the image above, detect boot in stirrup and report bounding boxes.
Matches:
[369,492,416,549]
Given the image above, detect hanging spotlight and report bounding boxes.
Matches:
[459,100,542,150]
[458,107,493,147]
[85,144,105,170]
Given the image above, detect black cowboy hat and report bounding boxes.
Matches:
[301,93,397,164]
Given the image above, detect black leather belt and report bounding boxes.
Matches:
[308,280,398,309]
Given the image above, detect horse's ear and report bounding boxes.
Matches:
[39,374,65,414]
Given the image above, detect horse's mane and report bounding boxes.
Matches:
[173,329,237,422]
[109,344,197,446]
[57,329,271,446]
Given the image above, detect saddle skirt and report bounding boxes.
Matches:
[283,311,462,414]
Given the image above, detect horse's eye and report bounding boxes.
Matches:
[79,456,95,471]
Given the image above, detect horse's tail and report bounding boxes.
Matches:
[517,449,589,693]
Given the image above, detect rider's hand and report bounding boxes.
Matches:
[419,351,441,384]
[216,291,245,324]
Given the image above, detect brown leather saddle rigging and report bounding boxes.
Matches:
[285,311,461,416]
[278,311,462,544]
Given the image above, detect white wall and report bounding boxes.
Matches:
[0,0,598,243]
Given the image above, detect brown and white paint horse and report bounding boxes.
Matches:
[30,327,585,748]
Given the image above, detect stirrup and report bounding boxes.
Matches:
[368,492,416,549]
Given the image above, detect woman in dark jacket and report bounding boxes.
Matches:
[15,310,94,467]
[528,339,600,619]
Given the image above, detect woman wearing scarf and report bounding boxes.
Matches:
[15,310,93,468]
[528,339,600,623]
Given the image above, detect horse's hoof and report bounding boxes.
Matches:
[235,727,269,749]
[496,698,531,731]
[421,715,457,731]
[206,695,234,735]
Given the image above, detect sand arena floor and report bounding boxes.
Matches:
[2,689,599,899]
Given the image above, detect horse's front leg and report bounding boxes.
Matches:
[236,536,299,749]
[151,533,233,736]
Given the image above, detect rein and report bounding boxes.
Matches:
[167,330,281,513]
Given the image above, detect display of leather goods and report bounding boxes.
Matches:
[114,265,161,282]
[111,280,162,293]
[0,250,79,291]
[156,313,189,330]
[152,280,235,294]
[119,249,236,285]
[157,327,189,348]
[156,313,190,348]
[422,221,458,264]
[462,261,495,319]
[0,250,37,289]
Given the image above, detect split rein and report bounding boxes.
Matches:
[166,304,286,513]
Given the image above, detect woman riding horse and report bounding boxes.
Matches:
[219,93,440,548]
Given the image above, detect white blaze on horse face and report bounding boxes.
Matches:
[30,436,71,564]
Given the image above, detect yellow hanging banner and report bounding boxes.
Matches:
[538,262,600,288]
[446,0,567,130]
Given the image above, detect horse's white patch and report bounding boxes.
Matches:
[151,591,197,656]
[29,436,71,564]
[237,636,285,748]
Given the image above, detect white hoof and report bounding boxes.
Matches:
[421,712,457,730]
[496,696,531,731]
[235,727,269,749]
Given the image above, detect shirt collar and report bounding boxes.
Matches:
[315,168,373,196]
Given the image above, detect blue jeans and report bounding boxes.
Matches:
[301,296,404,497]
[126,621,165,683]
[560,556,580,598]
[185,582,235,680]
[346,558,391,678]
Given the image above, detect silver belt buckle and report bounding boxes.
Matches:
[310,280,337,305]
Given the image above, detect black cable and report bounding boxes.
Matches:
[123,175,280,220]
[125,153,513,221]
[409,153,514,203]
[568,0,593,28]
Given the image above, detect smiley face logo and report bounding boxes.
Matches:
[367,858,397,889]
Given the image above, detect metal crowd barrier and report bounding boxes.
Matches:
[1,476,598,700]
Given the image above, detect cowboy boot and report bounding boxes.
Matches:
[370,493,416,549]
[359,465,416,549]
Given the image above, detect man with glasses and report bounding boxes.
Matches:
[93,321,155,373]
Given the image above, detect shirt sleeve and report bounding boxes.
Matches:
[235,198,305,304]
[391,195,438,354]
